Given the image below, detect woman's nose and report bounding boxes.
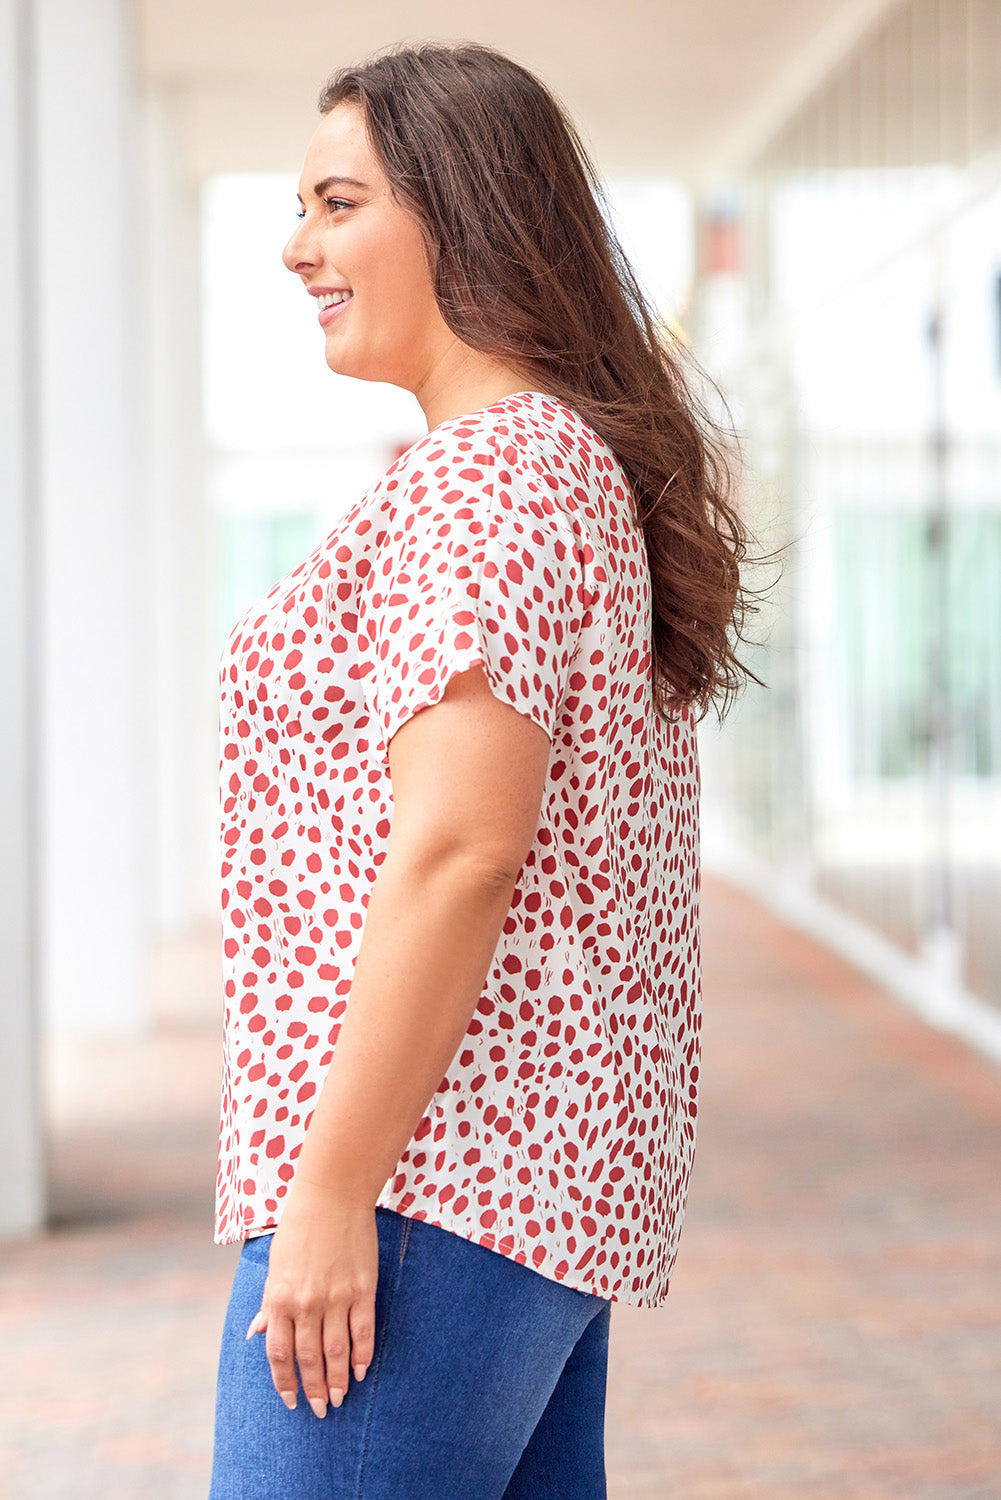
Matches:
[282,221,317,275]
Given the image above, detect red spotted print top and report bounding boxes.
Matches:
[214,390,701,1308]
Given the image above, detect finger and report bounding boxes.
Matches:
[264,1310,300,1411]
[245,1309,268,1341]
[294,1314,331,1419]
[322,1308,352,1407]
[348,1292,376,1386]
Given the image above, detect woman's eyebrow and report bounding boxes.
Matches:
[296,175,370,203]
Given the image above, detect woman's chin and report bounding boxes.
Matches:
[323,350,392,387]
[323,340,366,380]
[324,347,353,378]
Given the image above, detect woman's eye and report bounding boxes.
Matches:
[294,198,352,222]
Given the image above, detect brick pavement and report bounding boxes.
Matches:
[1,878,999,1499]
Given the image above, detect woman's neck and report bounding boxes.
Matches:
[414,350,546,431]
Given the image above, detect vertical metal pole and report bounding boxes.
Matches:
[923,251,961,995]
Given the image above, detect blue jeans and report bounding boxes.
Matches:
[210,1206,612,1499]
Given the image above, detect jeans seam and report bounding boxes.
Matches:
[355,1215,408,1498]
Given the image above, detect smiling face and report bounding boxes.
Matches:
[283,102,455,392]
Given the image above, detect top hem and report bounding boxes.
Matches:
[215,1197,673,1311]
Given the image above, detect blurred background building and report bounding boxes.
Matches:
[3,0,1000,1238]
[697,0,1001,1047]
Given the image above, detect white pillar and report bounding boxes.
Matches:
[35,0,151,1033]
[141,89,217,936]
[0,0,45,1235]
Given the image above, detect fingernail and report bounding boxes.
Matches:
[309,1397,327,1419]
[329,1387,345,1408]
[280,1391,297,1411]
[353,1364,368,1383]
[245,1321,257,1341]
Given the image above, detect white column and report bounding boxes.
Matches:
[0,0,45,1235]
[34,0,151,1033]
[141,89,217,937]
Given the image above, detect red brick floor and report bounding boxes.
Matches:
[2,878,1000,1499]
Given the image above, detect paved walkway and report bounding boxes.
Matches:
[2,879,999,1498]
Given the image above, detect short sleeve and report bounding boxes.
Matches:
[357,428,592,751]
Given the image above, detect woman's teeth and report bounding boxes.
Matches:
[318,290,351,309]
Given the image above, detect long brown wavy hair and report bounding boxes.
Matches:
[318,43,757,720]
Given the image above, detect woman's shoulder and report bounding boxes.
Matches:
[379,391,616,514]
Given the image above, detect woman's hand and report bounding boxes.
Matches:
[245,1188,379,1417]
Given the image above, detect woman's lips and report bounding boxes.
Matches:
[318,297,351,327]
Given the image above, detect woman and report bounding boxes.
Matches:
[209,41,750,1500]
